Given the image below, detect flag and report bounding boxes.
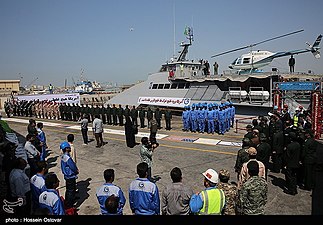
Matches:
[184,26,188,35]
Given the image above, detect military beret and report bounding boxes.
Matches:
[219,169,230,179]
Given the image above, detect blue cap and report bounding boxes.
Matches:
[60,141,71,150]
[274,105,278,110]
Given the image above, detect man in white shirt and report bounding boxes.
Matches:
[92,114,104,147]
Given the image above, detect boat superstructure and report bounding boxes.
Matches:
[108,30,323,115]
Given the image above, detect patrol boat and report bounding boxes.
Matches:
[108,28,322,115]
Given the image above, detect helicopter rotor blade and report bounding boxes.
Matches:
[252,29,304,47]
[211,29,304,58]
[211,45,250,58]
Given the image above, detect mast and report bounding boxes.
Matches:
[173,1,176,58]
[177,26,194,62]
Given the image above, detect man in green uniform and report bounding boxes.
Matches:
[138,107,145,128]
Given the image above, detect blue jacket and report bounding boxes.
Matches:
[96,183,126,215]
[129,178,160,215]
[39,189,65,215]
[30,173,47,209]
[61,153,78,180]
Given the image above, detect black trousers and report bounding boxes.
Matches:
[94,132,103,147]
[131,117,138,127]
[304,163,315,190]
[165,118,171,130]
[81,128,88,144]
[107,114,112,125]
[113,115,118,125]
[140,117,145,128]
[285,167,298,193]
[65,178,76,209]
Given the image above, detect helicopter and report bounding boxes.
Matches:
[211,29,322,74]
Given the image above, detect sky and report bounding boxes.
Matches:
[1,0,323,88]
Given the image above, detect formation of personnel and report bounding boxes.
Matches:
[4,99,173,130]
[182,101,235,135]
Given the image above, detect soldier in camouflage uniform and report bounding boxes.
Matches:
[53,102,59,120]
[239,161,268,215]
[217,169,238,215]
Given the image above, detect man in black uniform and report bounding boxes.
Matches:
[124,105,130,120]
[164,108,172,130]
[130,105,138,127]
[154,107,162,129]
[100,105,106,124]
[146,107,153,129]
[106,104,112,125]
[289,55,295,73]
[284,132,301,195]
[256,133,271,180]
[117,104,124,126]
[111,104,118,125]
[138,107,145,128]
[301,129,317,191]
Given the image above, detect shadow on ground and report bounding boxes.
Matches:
[268,174,286,191]
[75,177,91,208]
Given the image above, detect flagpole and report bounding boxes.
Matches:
[173,1,176,58]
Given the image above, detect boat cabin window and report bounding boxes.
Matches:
[243,58,250,64]
[171,83,178,89]
[164,83,170,89]
[158,84,164,89]
[152,84,158,89]
[178,83,185,89]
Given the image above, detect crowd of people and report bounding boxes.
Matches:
[0,99,317,216]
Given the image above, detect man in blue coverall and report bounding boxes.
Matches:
[129,162,160,215]
[60,141,79,209]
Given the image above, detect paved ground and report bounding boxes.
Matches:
[3,114,312,215]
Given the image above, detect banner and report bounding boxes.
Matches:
[138,97,190,108]
[273,81,320,91]
[15,93,80,104]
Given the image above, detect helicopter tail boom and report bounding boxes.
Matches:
[307,34,321,59]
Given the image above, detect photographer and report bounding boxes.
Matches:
[139,137,159,183]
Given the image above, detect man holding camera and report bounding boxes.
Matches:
[139,137,160,183]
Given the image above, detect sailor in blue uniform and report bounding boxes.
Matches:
[60,141,79,209]
[197,104,206,133]
[189,104,198,132]
[206,104,215,134]
[203,102,208,133]
[218,104,225,135]
[213,103,219,133]
[224,102,230,132]
[229,102,235,128]
[182,106,190,132]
